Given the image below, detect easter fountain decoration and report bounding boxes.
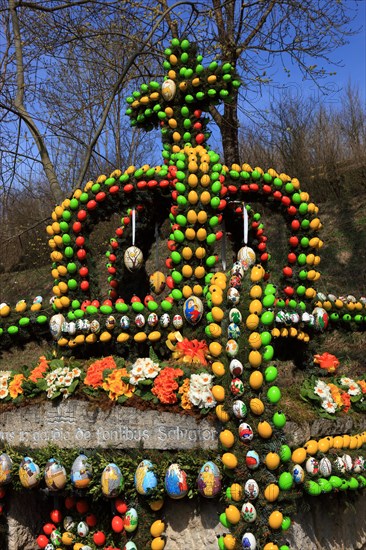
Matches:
[0,38,365,550]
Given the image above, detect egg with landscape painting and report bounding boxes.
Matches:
[19,457,40,489]
[312,306,329,331]
[124,507,138,533]
[0,453,12,485]
[197,461,222,498]
[135,460,158,495]
[71,454,92,489]
[124,246,143,272]
[44,458,67,491]
[101,463,124,498]
[105,315,116,330]
[90,320,100,333]
[165,463,189,499]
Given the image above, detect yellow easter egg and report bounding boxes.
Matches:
[187,210,197,224]
[209,323,222,337]
[134,332,147,343]
[211,307,224,322]
[148,331,161,342]
[257,421,273,439]
[151,537,165,550]
[196,228,207,241]
[185,228,196,240]
[182,285,193,298]
[268,511,283,530]
[222,453,238,469]
[195,247,206,259]
[150,520,165,538]
[188,190,198,204]
[99,331,112,343]
[230,483,243,501]
[86,334,97,344]
[209,341,222,357]
[182,265,193,278]
[194,266,205,278]
[248,350,262,368]
[249,370,263,389]
[265,452,281,470]
[291,447,307,464]
[197,211,208,224]
[212,385,225,402]
[216,405,230,422]
[246,313,259,330]
[250,398,265,416]
[249,285,262,298]
[249,299,263,314]
[212,362,225,376]
[188,174,198,187]
[223,534,237,550]
[117,332,130,343]
[225,504,241,525]
[193,284,203,296]
[304,440,318,455]
[182,247,193,260]
[200,191,211,205]
[248,332,262,349]
[264,484,279,503]
[219,430,235,448]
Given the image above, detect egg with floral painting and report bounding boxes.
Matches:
[334,456,346,474]
[232,400,247,419]
[77,521,89,537]
[101,463,124,498]
[239,423,254,443]
[165,463,189,499]
[244,479,259,500]
[241,502,257,523]
[197,461,222,498]
[124,507,138,533]
[241,532,256,549]
[342,454,353,472]
[50,529,62,546]
[305,457,319,476]
[147,313,159,327]
[71,454,92,489]
[229,275,242,290]
[173,314,183,329]
[19,457,40,489]
[44,458,67,491]
[0,453,12,485]
[227,288,240,305]
[135,460,158,495]
[312,306,329,331]
[124,543,138,550]
[353,456,365,473]
[230,377,244,396]
[292,464,305,484]
[226,339,239,357]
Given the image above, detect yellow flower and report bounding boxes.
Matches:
[179,378,193,410]
[9,374,25,399]
[103,368,134,401]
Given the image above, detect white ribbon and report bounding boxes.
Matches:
[132,208,136,246]
[243,202,248,245]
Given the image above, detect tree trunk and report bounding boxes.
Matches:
[221,95,240,166]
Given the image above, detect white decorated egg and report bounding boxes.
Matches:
[244,479,259,500]
[241,502,257,523]
[173,314,183,329]
[226,339,239,357]
[124,246,143,272]
[353,456,365,473]
[305,457,319,476]
[334,456,346,474]
[292,464,305,484]
[312,306,329,331]
[246,450,259,469]
[183,296,203,325]
[90,320,100,333]
[232,400,247,419]
[49,314,65,340]
[228,322,241,339]
[159,313,170,328]
[237,246,256,269]
[120,315,130,329]
[319,457,332,477]
[241,532,256,549]
[148,313,159,327]
[227,287,240,305]
[135,314,145,328]
[124,507,138,533]
[162,79,176,101]
[229,308,242,324]
[231,261,245,278]
[342,454,353,472]
[77,521,89,537]
[239,423,254,444]
[229,359,243,377]
[230,377,244,396]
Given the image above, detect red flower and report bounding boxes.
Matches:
[314,352,339,374]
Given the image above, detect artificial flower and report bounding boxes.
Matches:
[172,338,209,366]
[314,352,339,374]
[152,367,184,404]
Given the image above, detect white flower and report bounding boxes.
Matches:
[47,388,55,398]
[314,382,331,399]
[60,388,70,399]
[348,383,361,396]
[72,368,81,377]
[340,377,355,387]
[200,390,216,408]
[321,399,337,413]
[0,388,9,399]
[63,376,74,387]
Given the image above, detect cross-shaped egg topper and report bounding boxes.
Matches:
[125,38,240,157]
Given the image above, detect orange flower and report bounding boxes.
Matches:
[173,338,209,366]
[85,356,117,388]
[341,391,351,413]
[102,368,134,400]
[9,374,25,399]
[179,378,193,410]
[314,352,339,374]
[152,367,184,404]
[29,356,49,382]
[356,380,366,394]
[328,383,343,408]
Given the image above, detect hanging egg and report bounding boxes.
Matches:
[312,306,329,331]
[290,312,300,323]
[229,308,242,324]
[241,532,256,549]
[147,312,159,327]
[77,521,89,537]
[76,319,90,332]
[292,464,305,484]
[334,456,346,474]
[305,457,319,476]
[124,507,138,533]
[353,456,365,473]
[227,288,240,305]
[50,530,62,546]
[197,461,222,498]
[135,460,158,495]
[49,314,65,340]
[159,313,171,328]
[165,463,189,499]
[149,271,166,294]
[241,502,257,523]
[229,359,243,377]
[101,463,124,498]
[230,377,244,396]
[105,315,116,330]
[275,311,291,324]
[63,516,75,531]
[244,479,259,500]
[135,314,145,328]
[183,296,203,325]
[237,246,256,269]
[44,458,67,491]
[124,246,143,272]
[246,450,260,469]
[161,79,176,101]
[228,322,241,340]
[19,457,40,489]
[229,275,242,290]
[172,314,183,329]
[238,423,254,444]
[71,454,92,489]
[319,457,332,477]
[120,315,130,329]
[226,339,239,357]
[342,454,353,472]
[68,322,76,336]
[90,320,100,334]
[233,400,247,419]
[0,453,12,485]
[231,261,245,278]
[33,295,43,304]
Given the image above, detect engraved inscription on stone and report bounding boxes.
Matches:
[0,400,218,450]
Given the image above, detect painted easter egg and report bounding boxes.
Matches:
[312,306,329,331]
[233,400,247,419]
[165,463,189,499]
[237,246,256,268]
[135,460,158,495]
[305,457,319,476]
[230,377,244,396]
[105,315,115,329]
[77,521,89,537]
[67,321,76,335]
[228,322,241,339]
[90,320,100,334]
[135,314,145,328]
[148,312,159,327]
[124,542,138,550]
[124,246,143,272]
[120,315,130,329]
[161,79,176,101]
[227,288,240,305]
[33,295,43,304]
[49,314,65,340]
[197,461,222,498]
[159,313,170,328]
[44,458,67,491]
[101,463,124,498]
[229,308,242,324]
[239,423,254,444]
[183,296,203,325]
[63,516,75,531]
[241,502,257,523]
[149,271,166,294]
[172,314,183,329]
[229,359,243,377]
[0,453,12,485]
[334,456,346,474]
[231,261,245,278]
[246,450,260,469]
[50,529,62,546]
[71,454,92,489]
[124,507,138,533]
[241,532,256,549]
[319,457,332,478]
[19,457,40,489]
[244,479,259,500]
[353,456,365,473]
[292,464,305,484]
[229,275,242,290]
[226,339,239,357]
[342,454,353,472]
